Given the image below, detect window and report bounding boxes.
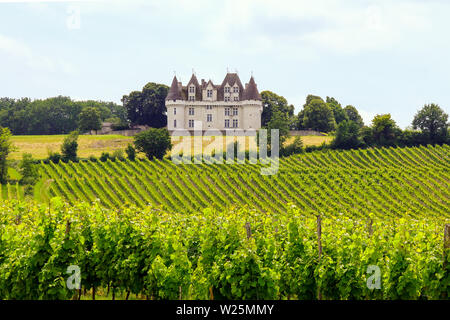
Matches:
[174,119,177,128]
[233,119,238,128]
[189,96,195,101]
[225,96,230,102]
[233,107,238,116]
[206,105,212,110]
[225,119,230,128]
[189,86,195,93]
[234,97,239,101]
[174,107,176,115]
[207,114,212,122]
[225,107,230,116]
[189,119,194,128]
[225,87,230,93]
[189,107,194,115]
[233,86,239,93]
[207,90,213,97]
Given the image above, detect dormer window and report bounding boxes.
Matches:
[207,89,213,97]
[233,86,239,93]
[189,96,195,101]
[225,96,230,102]
[225,87,230,93]
[189,86,195,93]
[234,97,239,101]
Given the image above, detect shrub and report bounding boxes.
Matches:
[61,131,79,162]
[331,120,362,150]
[88,155,98,162]
[125,144,136,161]
[100,152,111,162]
[112,149,125,161]
[19,153,39,185]
[48,151,62,163]
[134,128,172,160]
[281,136,303,156]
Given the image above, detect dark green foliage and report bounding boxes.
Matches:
[412,104,449,144]
[19,153,39,185]
[331,120,363,149]
[47,151,62,164]
[134,128,172,160]
[122,83,169,128]
[302,99,336,133]
[61,131,79,162]
[125,144,136,161]
[280,136,303,156]
[266,110,290,146]
[0,127,14,184]
[261,91,295,127]
[100,152,111,162]
[0,96,125,135]
[344,105,364,128]
[371,114,401,147]
[79,107,102,133]
[326,97,349,125]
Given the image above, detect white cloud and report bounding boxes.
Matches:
[0,33,77,74]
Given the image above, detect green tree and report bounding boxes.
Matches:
[79,107,102,133]
[261,91,294,127]
[0,127,14,184]
[266,110,290,146]
[19,153,39,185]
[371,114,400,146]
[331,120,362,149]
[125,144,136,161]
[122,83,169,128]
[412,103,449,144]
[327,97,348,125]
[303,94,323,108]
[134,128,172,160]
[302,99,336,132]
[344,105,364,128]
[61,131,79,162]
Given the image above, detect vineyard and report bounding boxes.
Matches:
[0,200,448,300]
[9,144,450,219]
[0,144,449,300]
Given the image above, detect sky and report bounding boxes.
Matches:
[1,0,449,128]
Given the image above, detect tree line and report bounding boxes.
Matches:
[260,91,449,151]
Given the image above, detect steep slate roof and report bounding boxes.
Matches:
[242,76,262,101]
[217,73,244,101]
[166,73,258,101]
[186,74,203,100]
[166,76,182,101]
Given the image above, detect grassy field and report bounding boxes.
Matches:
[10,134,332,160]
[10,135,133,160]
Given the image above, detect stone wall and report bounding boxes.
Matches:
[289,130,326,136]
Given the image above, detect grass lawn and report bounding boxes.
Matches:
[10,135,133,160]
[284,135,333,147]
[10,134,333,160]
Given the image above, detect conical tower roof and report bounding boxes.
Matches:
[243,76,261,100]
[166,76,182,101]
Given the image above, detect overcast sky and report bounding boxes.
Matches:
[1,0,449,128]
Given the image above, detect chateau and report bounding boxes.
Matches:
[166,72,262,131]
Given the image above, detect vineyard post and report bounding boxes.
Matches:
[317,214,322,300]
[245,222,252,239]
[445,224,450,268]
[368,218,373,237]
